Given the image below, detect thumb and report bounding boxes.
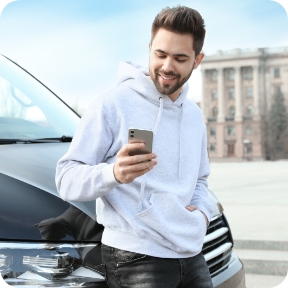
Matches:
[185,205,198,212]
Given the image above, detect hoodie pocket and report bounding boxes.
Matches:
[133,193,207,254]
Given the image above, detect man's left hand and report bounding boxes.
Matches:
[185,205,208,227]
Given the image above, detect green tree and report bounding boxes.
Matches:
[267,87,287,160]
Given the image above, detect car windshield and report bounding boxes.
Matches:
[0,55,79,140]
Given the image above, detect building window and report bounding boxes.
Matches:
[245,126,252,135]
[210,143,216,152]
[228,88,235,99]
[247,105,254,117]
[210,127,216,136]
[211,89,218,100]
[212,107,218,118]
[274,67,280,78]
[229,106,235,117]
[246,143,253,154]
[227,126,235,135]
[211,70,218,82]
[246,86,253,98]
[243,67,253,80]
[274,85,282,94]
[227,69,234,81]
[276,146,282,153]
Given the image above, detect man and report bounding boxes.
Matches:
[56,5,214,288]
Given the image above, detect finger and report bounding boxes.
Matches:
[117,153,156,167]
[126,166,154,182]
[128,159,157,172]
[118,143,145,156]
[127,153,157,165]
[117,164,154,184]
[118,159,157,175]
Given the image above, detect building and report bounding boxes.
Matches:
[201,47,288,161]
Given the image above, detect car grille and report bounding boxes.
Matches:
[202,213,233,277]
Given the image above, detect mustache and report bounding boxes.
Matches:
[157,69,180,78]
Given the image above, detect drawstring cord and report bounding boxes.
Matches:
[178,104,184,180]
[153,97,164,135]
[137,97,163,212]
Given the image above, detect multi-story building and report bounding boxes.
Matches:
[201,47,288,161]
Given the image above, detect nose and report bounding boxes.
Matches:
[162,58,174,73]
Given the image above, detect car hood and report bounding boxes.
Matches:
[0,143,96,220]
[0,143,222,219]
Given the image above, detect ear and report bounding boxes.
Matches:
[193,53,204,69]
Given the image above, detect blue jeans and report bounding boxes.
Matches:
[101,244,213,288]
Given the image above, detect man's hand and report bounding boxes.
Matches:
[113,143,157,184]
[185,205,209,227]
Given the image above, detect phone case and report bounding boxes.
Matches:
[128,128,153,156]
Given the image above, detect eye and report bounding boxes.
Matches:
[156,53,166,59]
[176,58,186,63]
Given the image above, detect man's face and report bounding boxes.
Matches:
[149,28,204,101]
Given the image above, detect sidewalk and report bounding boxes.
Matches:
[208,160,288,288]
[209,160,288,242]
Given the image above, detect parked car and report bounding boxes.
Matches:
[0,54,245,287]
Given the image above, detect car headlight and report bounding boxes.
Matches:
[0,242,105,287]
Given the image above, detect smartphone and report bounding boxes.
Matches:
[128,128,153,156]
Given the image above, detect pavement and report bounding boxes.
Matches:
[208,160,288,288]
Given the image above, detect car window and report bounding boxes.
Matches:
[0,56,80,140]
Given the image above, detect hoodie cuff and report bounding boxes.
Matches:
[102,163,121,192]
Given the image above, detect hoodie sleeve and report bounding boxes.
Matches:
[189,123,214,223]
[55,101,120,202]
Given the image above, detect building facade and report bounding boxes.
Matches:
[201,47,288,161]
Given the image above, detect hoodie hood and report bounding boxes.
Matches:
[116,61,189,108]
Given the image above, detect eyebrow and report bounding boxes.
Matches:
[155,49,190,58]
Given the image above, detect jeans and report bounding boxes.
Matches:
[101,244,213,288]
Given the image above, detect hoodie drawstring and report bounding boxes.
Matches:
[137,97,163,212]
[178,104,184,180]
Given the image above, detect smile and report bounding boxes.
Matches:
[159,74,177,82]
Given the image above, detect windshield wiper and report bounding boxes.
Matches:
[0,135,73,144]
[35,136,73,142]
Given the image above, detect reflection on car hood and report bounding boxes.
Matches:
[0,143,221,218]
[0,143,96,220]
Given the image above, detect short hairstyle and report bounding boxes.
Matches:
[151,6,206,56]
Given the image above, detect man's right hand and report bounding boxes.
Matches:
[113,143,157,184]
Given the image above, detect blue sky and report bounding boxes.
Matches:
[0,0,287,110]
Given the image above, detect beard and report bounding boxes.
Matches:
[149,67,194,96]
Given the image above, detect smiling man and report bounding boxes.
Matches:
[56,6,214,288]
[149,28,202,101]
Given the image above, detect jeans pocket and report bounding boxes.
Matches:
[113,248,146,266]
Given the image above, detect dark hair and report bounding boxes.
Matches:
[151,6,206,56]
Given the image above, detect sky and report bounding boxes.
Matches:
[0,0,288,111]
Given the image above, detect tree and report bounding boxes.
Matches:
[267,87,287,160]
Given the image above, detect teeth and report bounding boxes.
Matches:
[161,76,174,80]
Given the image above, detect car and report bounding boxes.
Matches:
[0,54,246,287]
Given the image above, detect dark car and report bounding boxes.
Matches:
[0,54,245,287]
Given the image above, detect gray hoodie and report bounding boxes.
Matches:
[56,61,214,258]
